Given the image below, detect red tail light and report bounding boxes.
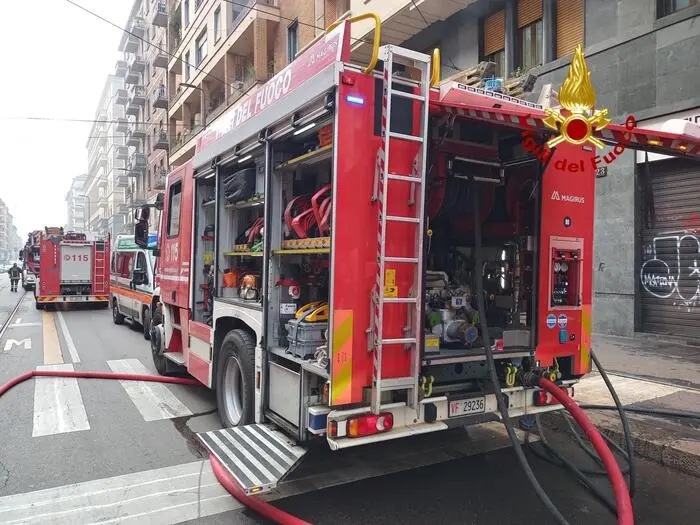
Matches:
[327,412,394,439]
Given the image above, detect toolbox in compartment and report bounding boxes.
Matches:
[286,302,328,359]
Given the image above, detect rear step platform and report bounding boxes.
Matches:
[198,425,308,495]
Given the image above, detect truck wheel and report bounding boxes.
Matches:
[216,329,256,428]
[112,299,125,325]
[142,307,151,340]
[35,301,43,310]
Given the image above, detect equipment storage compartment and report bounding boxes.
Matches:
[268,361,301,426]
[265,108,333,373]
[60,244,93,282]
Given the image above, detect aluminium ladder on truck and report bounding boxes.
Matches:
[370,45,431,414]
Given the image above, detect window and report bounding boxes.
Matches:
[184,0,190,27]
[657,0,698,17]
[195,31,208,65]
[214,7,221,42]
[517,0,543,72]
[287,19,298,64]
[555,0,584,59]
[184,51,191,81]
[167,181,182,236]
[482,10,506,77]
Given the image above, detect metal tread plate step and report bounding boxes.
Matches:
[197,424,307,495]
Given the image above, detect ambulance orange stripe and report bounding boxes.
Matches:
[110,282,153,304]
[331,309,353,405]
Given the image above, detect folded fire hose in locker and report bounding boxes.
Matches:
[284,186,332,239]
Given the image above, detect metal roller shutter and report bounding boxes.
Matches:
[518,0,543,28]
[483,10,506,56]
[556,0,584,58]
[638,158,700,338]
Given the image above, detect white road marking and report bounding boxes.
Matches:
[0,460,241,525]
[6,322,42,328]
[13,317,21,324]
[3,338,31,352]
[575,373,684,405]
[55,311,80,363]
[107,358,193,421]
[32,364,90,437]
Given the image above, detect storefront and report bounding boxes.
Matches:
[637,109,700,338]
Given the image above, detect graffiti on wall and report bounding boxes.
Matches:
[640,223,700,309]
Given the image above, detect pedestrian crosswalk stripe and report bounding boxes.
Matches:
[32,364,90,437]
[107,358,193,421]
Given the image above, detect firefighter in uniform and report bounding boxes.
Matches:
[8,263,21,292]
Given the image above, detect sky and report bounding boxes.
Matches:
[0,0,132,236]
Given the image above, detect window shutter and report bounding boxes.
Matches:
[556,0,585,58]
[517,0,543,28]
[483,10,506,56]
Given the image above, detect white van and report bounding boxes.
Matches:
[110,234,157,339]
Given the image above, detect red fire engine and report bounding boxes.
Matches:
[21,227,111,309]
[19,230,42,291]
[134,16,700,496]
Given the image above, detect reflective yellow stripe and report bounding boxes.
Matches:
[331,310,353,405]
[580,304,592,373]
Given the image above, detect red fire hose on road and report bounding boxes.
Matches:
[0,369,629,525]
[0,369,311,525]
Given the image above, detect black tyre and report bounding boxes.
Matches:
[216,329,256,428]
[112,299,125,325]
[142,307,151,340]
[151,323,169,376]
[35,301,43,310]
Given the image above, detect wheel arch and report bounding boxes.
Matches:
[213,316,258,392]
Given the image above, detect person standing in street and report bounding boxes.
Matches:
[8,263,21,292]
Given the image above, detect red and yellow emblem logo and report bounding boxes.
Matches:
[543,45,611,149]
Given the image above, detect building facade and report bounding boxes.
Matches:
[166,0,350,169]
[85,74,128,240]
[353,0,700,338]
[0,199,22,263]
[65,174,88,233]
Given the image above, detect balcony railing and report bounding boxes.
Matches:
[115,145,129,160]
[153,167,167,190]
[151,1,167,27]
[115,117,128,133]
[153,85,168,109]
[153,130,169,151]
[116,88,128,106]
[127,152,147,177]
[125,55,145,84]
[115,173,130,188]
[153,49,168,69]
[124,18,145,53]
[126,121,146,146]
[115,60,127,77]
[126,85,146,116]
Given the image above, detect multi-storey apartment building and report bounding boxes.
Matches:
[113,0,169,234]
[351,0,700,339]
[65,174,88,233]
[85,75,128,239]
[166,0,350,168]
[0,199,21,263]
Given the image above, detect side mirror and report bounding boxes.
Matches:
[152,247,161,257]
[154,192,164,211]
[18,250,23,261]
[132,269,148,286]
[134,219,149,248]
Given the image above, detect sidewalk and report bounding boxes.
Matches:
[545,333,700,477]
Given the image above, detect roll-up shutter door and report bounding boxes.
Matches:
[556,0,584,58]
[639,158,700,338]
[518,0,543,28]
[483,10,506,56]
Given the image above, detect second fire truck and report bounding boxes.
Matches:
[134,16,700,496]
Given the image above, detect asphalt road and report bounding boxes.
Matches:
[0,284,698,524]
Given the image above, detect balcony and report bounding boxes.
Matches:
[116,88,129,106]
[153,130,169,151]
[115,117,128,133]
[115,60,127,77]
[126,122,146,146]
[127,152,147,177]
[115,145,129,160]
[124,17,145,53]
[153,50,168,69]
[153,168,167,190]
[125,55,145,85]
[126,86,146,116]
[118,200,129,213]
[115,173,130,188]
[153,86,168,109]
[151,1,167,27]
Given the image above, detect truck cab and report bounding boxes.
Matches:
[110,233,158,339]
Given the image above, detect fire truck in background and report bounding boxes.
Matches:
[20,230,42,291]
[133,15,700,496]
[20,227,111,309]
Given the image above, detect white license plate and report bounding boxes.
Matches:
[449,396,486,418]
[64,296,85,302]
